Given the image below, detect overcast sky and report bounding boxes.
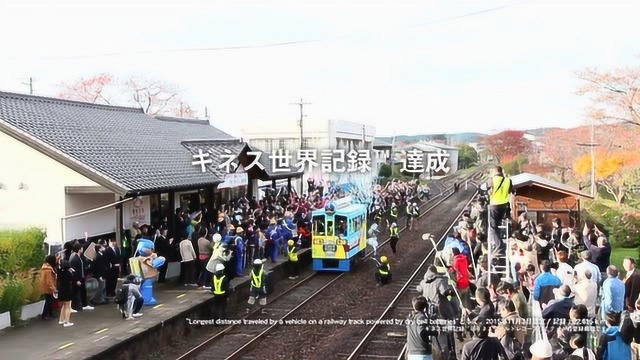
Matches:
[0,0,638,137]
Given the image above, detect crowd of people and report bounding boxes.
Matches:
[37,177,422,325]
[404,166,640,360]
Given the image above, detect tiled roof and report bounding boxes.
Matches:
[181,140,248,180]
[510,173,593,199]
[0,91,236,195]
[373,138,392,147]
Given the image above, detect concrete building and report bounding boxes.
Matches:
[241,119,376,194]
[0,91,300,245]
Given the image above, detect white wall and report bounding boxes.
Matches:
[65,193,116,240]
[0,131,103,244]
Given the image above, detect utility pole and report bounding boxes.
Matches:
[290,98,311,150]
[22,77,33,95]
[204,106,209,120]
[577,121,598,197]
[390,131,397,177]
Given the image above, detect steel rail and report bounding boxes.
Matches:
[175,170,482,360]
[345,190,479,360]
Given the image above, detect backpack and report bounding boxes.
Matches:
[114,285,129,306]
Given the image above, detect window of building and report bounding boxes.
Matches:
[301,137,309,149]
[279,138,286,150]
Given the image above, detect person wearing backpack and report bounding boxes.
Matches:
[596,311,633,360]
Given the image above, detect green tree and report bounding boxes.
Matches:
[458,144,479,169]
[378,164,392,178]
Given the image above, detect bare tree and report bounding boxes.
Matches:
[58,73,198,118]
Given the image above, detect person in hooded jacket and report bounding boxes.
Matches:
[596,310,633,360]
[629,298,640,359]
[206,234,232,274]
[417,265,460,354]
[211,263,233,323]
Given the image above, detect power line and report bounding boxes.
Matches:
[13,3,517,61]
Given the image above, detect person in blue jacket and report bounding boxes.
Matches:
[533,260,562,305]
[234,227,246,277]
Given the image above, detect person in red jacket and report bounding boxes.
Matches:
[450,247,472,310]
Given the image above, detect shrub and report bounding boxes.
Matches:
[612,212,640,248]
[0,228,46,276]
[0,277,27,323]
[19,269,43,304]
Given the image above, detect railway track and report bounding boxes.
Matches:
[343,189,480,360]
[174,170,484,360]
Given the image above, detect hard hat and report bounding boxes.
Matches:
[288,240,294,246]
[212,233,222,243]
[236,227,244,233]
[412,202,417,206]
[215,263,225,272]
[253,259,263,265]
[380,256,388,263]
[392,202,396,207]
[391,222,396,226]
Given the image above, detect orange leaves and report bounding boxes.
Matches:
[573,149,639,180]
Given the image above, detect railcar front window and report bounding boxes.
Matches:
[313,215,325,235]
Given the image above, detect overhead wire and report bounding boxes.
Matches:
[11,2,520,61]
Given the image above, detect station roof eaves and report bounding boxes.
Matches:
[510,172,593,199]
[0,91,236,196]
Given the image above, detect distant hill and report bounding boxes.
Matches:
[376,127,574,145]
[377,132,485,145]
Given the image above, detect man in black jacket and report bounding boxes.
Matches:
[542,285,575,322]
[461,319,509,360]
[70,242,94,311]
[105,238,122,297]
[90,242,110,305]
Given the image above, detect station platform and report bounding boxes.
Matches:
[0,249,310,360]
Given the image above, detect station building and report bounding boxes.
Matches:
[509,172,593,229]
[0,91,301,245]
[241,119,376,194]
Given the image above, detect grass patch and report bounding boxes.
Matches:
[610,247,639,276]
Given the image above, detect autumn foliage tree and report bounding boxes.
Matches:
[577,63,640,127]
[482,130,531,164]
[58,73,198,118]
[573,149,640,204]
[540,126,590,183]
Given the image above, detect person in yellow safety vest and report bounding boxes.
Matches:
[487,166,514,255]
[247,259,267,314]
[375,256,392,286]
[389,223,400,255]
[287,239,299,280]
[388,203,398,229]
[211,263,232,323]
